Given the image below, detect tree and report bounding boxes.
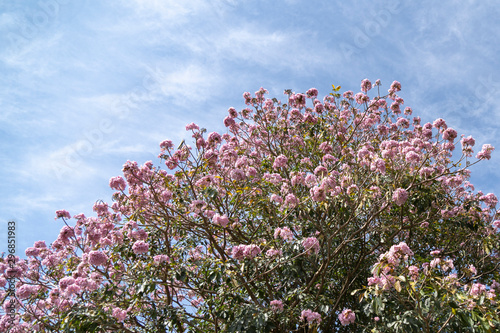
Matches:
[1,79,499,332]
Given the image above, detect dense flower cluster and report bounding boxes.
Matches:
[300,309,322,324]
[338,308,356,326]
[1,79,498,332]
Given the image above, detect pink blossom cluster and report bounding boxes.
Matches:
[88,250,108,266]
[273,154,288,169]
[302,237,320,255]
[361,78,372,93]
[153,255,169,265]
[266,248,282,257]
[300,309,321,324]
[369,242,414,289]
[112,307,127,322]
[132,241,149,255]
[392,188,409,206]
[55,209,71,219]
[231,244,261,260]
[109,176,127,191]
[476,144,494,160]
[212,213,229,228]
[270,300,284,312]
[2,79,499,332]
[274,227,293,241]
[338,308,356,326]
[469,283,486,297]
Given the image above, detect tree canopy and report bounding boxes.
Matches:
[1,79,499,332]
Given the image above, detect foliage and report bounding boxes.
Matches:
[1,79,499,332]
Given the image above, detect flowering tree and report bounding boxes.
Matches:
[1,79,499,332]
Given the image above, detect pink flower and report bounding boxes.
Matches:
[408,265,419,279]
[153,255,169,265]
[132,241,149,255]
[405,151,420,164]
[361,79,372,93]
[443,128,457,142]
[310,186,326,202]
[185,122,200,131]
[355,92,369,104]
[190,200,206,213]
[306,88,319,98]
[88,251,108,266]
[491,280,500,290]
[476,144,494,160]
[461,135,475,147]
[112,307,127,322]
[207,132,222,145]
[302,237,320,254]
[270,194,283,204]
[25,247,40,257]
[93,202,109,216]
[273,154,288,169]
[243,244,261,259]
[59,277,76,290]
[314,166,328,177]
[270,300,284,312]
[266,249,282,257]
[109,176,127,191]
[430,258,441,268]
[442,259,454,272]
[479,193,498,208]
[469,264,477,275]
[232,244,261,260]
[314,103,324,113]
[159,139,173,150]
[430,250,441,257]
[343,90,353,99]
[228,107,238,118]
[55,210,71,219]
[493,220,500,229]
[284,194,299,208]
[396,117,409,128]
[392,188,409,206]
[371,158,386,174]
[230,169,246,181]
[433,118,447,129]
[469,283,486,296]
[389,80,401,92]
[338,308,356,326]
[34,240,47,248]
[243,91,252,104]
[231,245,246,260]
[66,284,81,295]
[212,214,229,228]
[16,285,38,299]
[368,276,381,286]
[300,309,321,324]
[223,116,236,127]
[274,227,293,241]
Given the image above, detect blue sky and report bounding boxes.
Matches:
[1,0,499,256]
